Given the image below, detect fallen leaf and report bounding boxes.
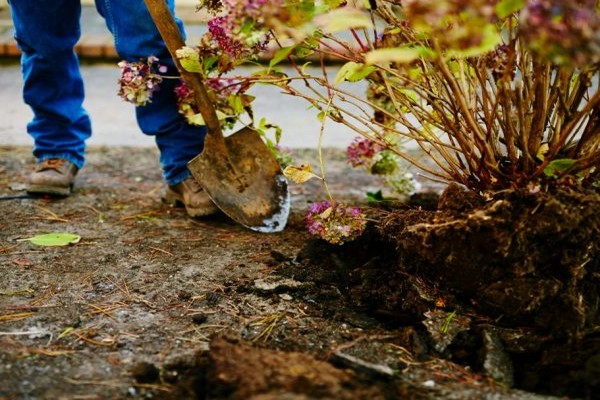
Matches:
[18,233,81,247]
[283,164,322,183]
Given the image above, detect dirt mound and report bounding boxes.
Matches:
[299,183,600,398]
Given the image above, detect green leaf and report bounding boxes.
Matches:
[203,55,218,71]
[186,110,229,126]
[317,110,326,122]
[334,62,375,84]
[313,7,372,33]
[175,47,203,73]
[270,46,296,68]
[19,233,81,247]
[365,46,435,65]
[495,0,525,19]
[543,159,577,177]
[324,0,346,9]
[366,190,396,205]
[228,95,245,114]
[294,44,316,58]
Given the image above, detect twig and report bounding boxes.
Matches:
[34,205,68,223]
[147,246,174,256]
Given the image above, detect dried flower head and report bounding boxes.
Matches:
[117,56,164,106]
[199,0,223,14]
[305,201,367,244]
[485,43,516,81]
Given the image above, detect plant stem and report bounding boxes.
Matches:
[318,96,335,205]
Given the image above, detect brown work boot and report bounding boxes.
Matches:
[27,158,78,196]
[166,175,219,217]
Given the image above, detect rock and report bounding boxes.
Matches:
[482,329,514,387]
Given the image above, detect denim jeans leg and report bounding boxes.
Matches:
[9,0,91,169]
[95,0,207,185]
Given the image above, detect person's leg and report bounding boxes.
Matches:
[95,0,206,186]
[9,0,90,170]
[96,0,216,216]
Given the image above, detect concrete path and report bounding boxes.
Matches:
[0,63,362,149]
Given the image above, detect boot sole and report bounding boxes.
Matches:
[27,184,72,197]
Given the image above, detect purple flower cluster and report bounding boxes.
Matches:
[206,76,245,97]
[346,137,384,168]
[173,80,197,122]
[205,0,283,59]
[208,16,245,58]
[117,56,165,106]
[173,77,249,125]
[520,0,600,67]
[305,201,367,245]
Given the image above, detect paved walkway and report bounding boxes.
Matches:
[0,6,360,149]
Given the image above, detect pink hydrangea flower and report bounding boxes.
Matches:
[346,137,384,168]
[117,56,163,106]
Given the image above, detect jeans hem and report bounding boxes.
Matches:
[37,153,84,169]
[167,168,191,186]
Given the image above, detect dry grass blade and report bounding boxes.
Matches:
[63,378,174,393]
[0,288,35,296]
[85,205,106,223]
[23,348,78,356]
[85,302,127,319]
[34,205,69,222]
[249,313,286,342]
[71,329,117,347]
[0,312,35,323]
[28,286,58,306]
[147,246,174,256]
[120,211,161,221]
[0,244,19,254]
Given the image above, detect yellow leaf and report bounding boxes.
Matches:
[536,142,549,161]
[283,164,322,183]
[320,207,333,219]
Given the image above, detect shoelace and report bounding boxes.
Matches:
[37,159,67,172]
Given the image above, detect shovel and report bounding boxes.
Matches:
[144,0,290,233]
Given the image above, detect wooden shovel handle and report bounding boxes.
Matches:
[143,0,222,136]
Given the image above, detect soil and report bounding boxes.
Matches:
[1,145,598,400]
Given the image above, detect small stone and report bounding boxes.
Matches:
[423,380,436,388]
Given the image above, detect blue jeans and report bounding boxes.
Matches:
[9,0,206,185]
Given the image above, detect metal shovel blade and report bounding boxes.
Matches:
[188,127,290,233]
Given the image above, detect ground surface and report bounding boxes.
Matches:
[0,146,571,399]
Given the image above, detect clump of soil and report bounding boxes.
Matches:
[196,336,389,399]
[297,182,600,399]
[381,184,600,337]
